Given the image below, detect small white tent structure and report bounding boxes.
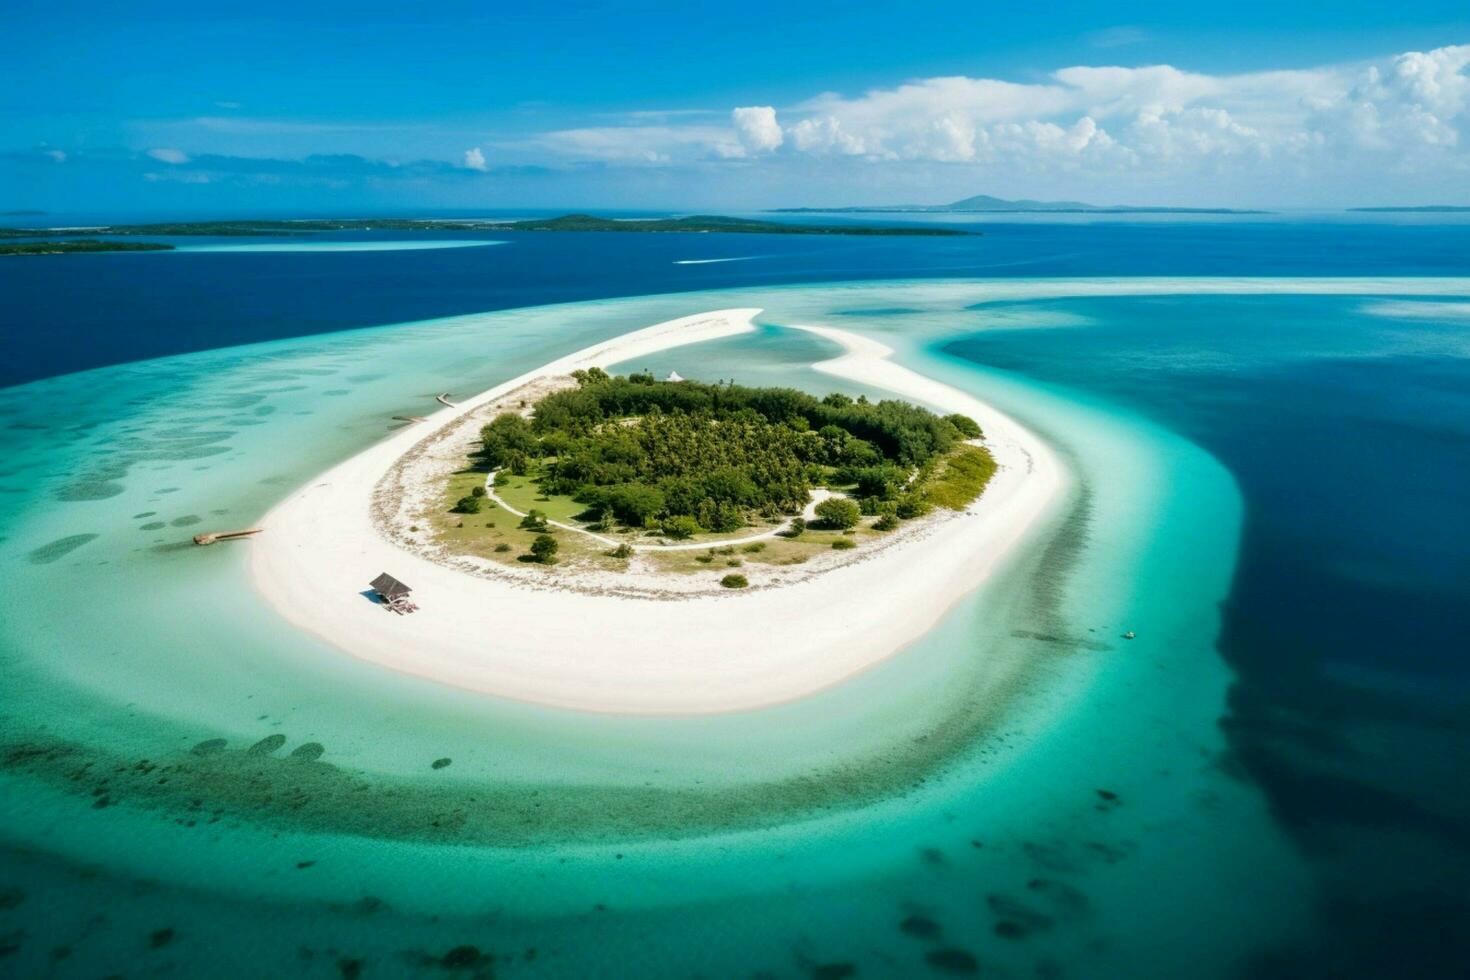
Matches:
[665,370,684,382]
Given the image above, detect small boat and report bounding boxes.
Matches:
[1123,630,1137,640]
[193,528,262,546]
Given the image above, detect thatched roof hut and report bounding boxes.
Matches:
[370,572,412,599]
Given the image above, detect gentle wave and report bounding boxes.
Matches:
[1360,299,1470,319]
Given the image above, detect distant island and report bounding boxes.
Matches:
[0,213,971,243]
[493,213,969,236]
[0,239,175,256]
[1347,206,1470,213]
[0,218,503,238]
[773,193,1267,215]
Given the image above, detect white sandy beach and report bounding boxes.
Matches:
[251,309,1065,714]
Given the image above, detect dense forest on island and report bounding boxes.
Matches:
[477,369,989,537]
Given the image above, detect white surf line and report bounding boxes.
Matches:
[674,256,766,265]
[252,309,1062,714]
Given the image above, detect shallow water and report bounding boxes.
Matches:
[1,261,1468,976]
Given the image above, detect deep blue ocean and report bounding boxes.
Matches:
[2,215,1468,977]
[6,213,1470,388]
[946,290,1470,975]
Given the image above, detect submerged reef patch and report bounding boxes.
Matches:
[26,534,100,565]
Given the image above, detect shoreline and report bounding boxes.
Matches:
[250,309,1066,714]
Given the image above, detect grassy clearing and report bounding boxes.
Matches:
[426,469,617,570]
[920,445,997,511]
[493,470,588,523]
[427,462,902,581]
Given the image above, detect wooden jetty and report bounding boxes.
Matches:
[436,393,456,407]
[193,528,262,546]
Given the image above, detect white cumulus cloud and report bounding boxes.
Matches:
[732,106,783,153]
[505,43,1470,202]
[462,147,487,171]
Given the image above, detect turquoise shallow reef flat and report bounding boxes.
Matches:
[1,277,1468,977]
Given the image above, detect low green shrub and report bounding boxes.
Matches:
[815,497,861,529]
[452,495,485,514]
[921,445,997,511]
[944,413,983,438]
[661,515,700,540]
[529,533,559,564]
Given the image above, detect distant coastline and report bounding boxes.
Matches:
[776,202,1270,213]
[772,192,1268,215]
[773,206,1264,215]
[494,213,969,236]
[0,213,971,245]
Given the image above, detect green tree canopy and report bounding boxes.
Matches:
[480,372,974,533]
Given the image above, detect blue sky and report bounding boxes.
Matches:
[4,1,1469,212]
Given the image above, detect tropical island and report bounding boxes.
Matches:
[425,368,994,581]
[251,309,1063,712]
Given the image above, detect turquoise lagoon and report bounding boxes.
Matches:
[2,278,1464,977]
